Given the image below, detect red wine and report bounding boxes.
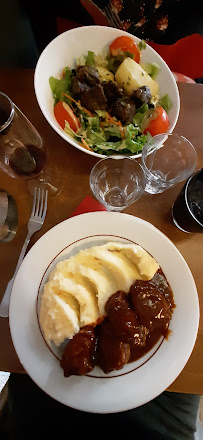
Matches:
[9,144,47,177]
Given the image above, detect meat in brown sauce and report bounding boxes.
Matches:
[109,97,136,124]
[132,86,152,108]
[130,281,172,334]
[105,291,146,344]
[128,325,149,350]
[148,268,175,310]
[102,80,123,106]
[96,320,130,374]
[71,76,91,97]
[80,84,108,113]
[76,65,100,87]
[60,326,97,377]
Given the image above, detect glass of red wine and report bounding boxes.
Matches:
[0,92,62,196]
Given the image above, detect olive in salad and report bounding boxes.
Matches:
[49,36,172,155]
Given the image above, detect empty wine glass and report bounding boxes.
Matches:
[89,156,146,212]
[0,92,62,196]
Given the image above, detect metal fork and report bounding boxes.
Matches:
[103,4,123,29]
[0,187,48,318]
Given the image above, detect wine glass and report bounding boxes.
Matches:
[89,156,146,212]
[0,92,62,196]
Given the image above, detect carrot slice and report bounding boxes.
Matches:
[80,138,92,151]
[105,113,122,127]
[63,93,93,117]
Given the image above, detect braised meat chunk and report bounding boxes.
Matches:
[97,320,130,374]
[105,291,141,342]
[129,325,148,349]
[132,86,152,108]
[148,269,175,310]
[130,281,172,334]
[76,65,100,87]
[60,326,97,377]
[71,65,100,100]
[80,84,108,112]
[110,97,136,123]
[102,80,123,106]
[71,76,91,97]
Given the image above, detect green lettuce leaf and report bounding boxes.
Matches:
[95,110,108,119]
[103,124,122,140]
[86,127,106,144]
[49,68,72,104]
[133,104,149,129]
[85,51,95,66]
[92,141,123,154]
[125,124,149,154]
[89,116,100,132]
[141,62,161,79]
[138,40,146,51]
[159,94,173,113]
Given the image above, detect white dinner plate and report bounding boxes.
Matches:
[9,212,199,413]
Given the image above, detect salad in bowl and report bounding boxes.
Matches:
[34,26,180,158]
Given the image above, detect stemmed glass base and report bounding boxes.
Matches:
[27,167,63,198]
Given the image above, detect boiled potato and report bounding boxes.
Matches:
[115,57,159,97]
[96,66,114,82]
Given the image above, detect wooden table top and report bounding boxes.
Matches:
[0,69,202,394]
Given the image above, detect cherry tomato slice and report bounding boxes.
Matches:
[110,36,140,63]
[144,107,170,136]
[54,101,80,132]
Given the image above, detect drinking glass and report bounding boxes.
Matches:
[141,133,197,194]
[0,92,62,196]
[172,168,203,233]
[89,156,146,212]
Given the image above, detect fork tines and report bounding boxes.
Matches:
[32,187,48,220]
[104,4,123,29]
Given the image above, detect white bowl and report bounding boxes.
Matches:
[34,25,180,159]
[9,212,199,413]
